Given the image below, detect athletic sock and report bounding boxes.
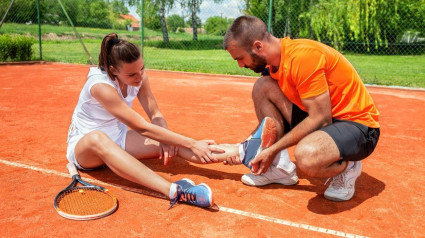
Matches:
[169,183,178,200]
[346,161,355,170]
[272,149,296,173]
[239,143,246,162]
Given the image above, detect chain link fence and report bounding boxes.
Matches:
[1,0,424,86]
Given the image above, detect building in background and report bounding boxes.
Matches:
[120,14,140,31]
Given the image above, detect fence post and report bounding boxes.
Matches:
[57,0,94,65]
[268,0,273,33]
[0,0,15,29]
[37,0,42,60]
[140,0,144,57]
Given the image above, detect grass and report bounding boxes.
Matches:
[0,23,222,41]
[32,42,425,88]
[346,54,425,88]
[4,23,425,88]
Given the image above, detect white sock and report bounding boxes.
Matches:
[169,183,178,200]
[239,143,245,162]
[272,149,296,173]
[346,161,355,170]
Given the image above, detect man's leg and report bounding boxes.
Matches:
[241,76,298,186]
[295,121,380,201]
[295,130,346,178]
[251,76,292,139]
[295,130,359,201]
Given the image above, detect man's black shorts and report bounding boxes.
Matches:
[285,104,380,161]
[261,67,380,161]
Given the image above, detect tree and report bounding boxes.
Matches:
[204,16,232,36]
[167,14,184,32]
[243,0,425,54]
[142,0,161,30]
[244,0,312,38]
[309,0,418,53]
[180,0,202,41]
[180,0,224,41]
[110,0,129,15]
[146,0,175,43]
[0,0,15,28]
[5,0,37,24]
[186,15,201,28]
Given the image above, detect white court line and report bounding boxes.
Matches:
[0,159,367,238]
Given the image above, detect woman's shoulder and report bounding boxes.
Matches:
[88,67,107,79]
[87,67,116,87]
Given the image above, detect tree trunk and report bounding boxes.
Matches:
[308,0,314,38]
[159,1,169,43]
[284,7,291,37]
[190,0,198,41]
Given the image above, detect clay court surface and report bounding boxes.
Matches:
[0,63,424,237]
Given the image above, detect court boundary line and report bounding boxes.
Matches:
[0,158,367,238]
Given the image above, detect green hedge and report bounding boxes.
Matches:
[0,34,34,61]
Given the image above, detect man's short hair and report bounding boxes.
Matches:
[223,15,269,50]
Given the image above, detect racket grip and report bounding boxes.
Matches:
[66,162,80,177]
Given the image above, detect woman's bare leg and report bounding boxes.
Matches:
[75,131,171,196]
[125,130,240,164]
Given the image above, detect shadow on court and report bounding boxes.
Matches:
[306,172,385,214]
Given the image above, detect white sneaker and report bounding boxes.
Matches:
[241,164,298,186]
[324,161,362,201]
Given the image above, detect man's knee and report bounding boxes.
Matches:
[294,143,322,177]
[252,76,278,101]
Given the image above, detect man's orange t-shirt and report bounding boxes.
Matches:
[268,37,379,128]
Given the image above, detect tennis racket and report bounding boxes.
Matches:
[53,163,118,220]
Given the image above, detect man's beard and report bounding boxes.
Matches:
[247,52,267,73]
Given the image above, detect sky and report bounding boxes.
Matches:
[129,0,245,23]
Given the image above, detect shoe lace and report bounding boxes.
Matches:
[168,188,197,210]
[324,173,345,188]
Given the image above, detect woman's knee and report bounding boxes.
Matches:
[84,131,114,154]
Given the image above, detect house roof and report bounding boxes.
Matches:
[120,14,139,23]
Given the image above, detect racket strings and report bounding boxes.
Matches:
[57,187,116,216]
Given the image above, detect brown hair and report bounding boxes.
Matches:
[223,15,270,51]
[98,33,141,80]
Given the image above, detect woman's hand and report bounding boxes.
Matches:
[222,154,242,166]
[160,143,179,166]
[191,140,225,163]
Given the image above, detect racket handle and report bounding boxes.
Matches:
[66,162,80,177]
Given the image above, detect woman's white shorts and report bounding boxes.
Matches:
[66,124,127,170]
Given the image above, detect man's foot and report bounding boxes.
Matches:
[241,117,276,169]
[169,182,214,209]
[324,161,362,201]
[241,163,298,186]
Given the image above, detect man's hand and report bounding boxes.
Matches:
[249,148,275,175]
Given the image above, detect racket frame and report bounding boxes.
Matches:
[53,163,118,220]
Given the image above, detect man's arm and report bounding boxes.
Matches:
[250,90,333,174]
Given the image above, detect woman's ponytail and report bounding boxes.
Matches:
[98,33,140,80]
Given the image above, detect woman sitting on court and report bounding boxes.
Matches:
[66,33,234,209]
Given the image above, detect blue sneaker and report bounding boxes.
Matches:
[174,178,195,191]
[242,117,276,169]
[169,183,214,209]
